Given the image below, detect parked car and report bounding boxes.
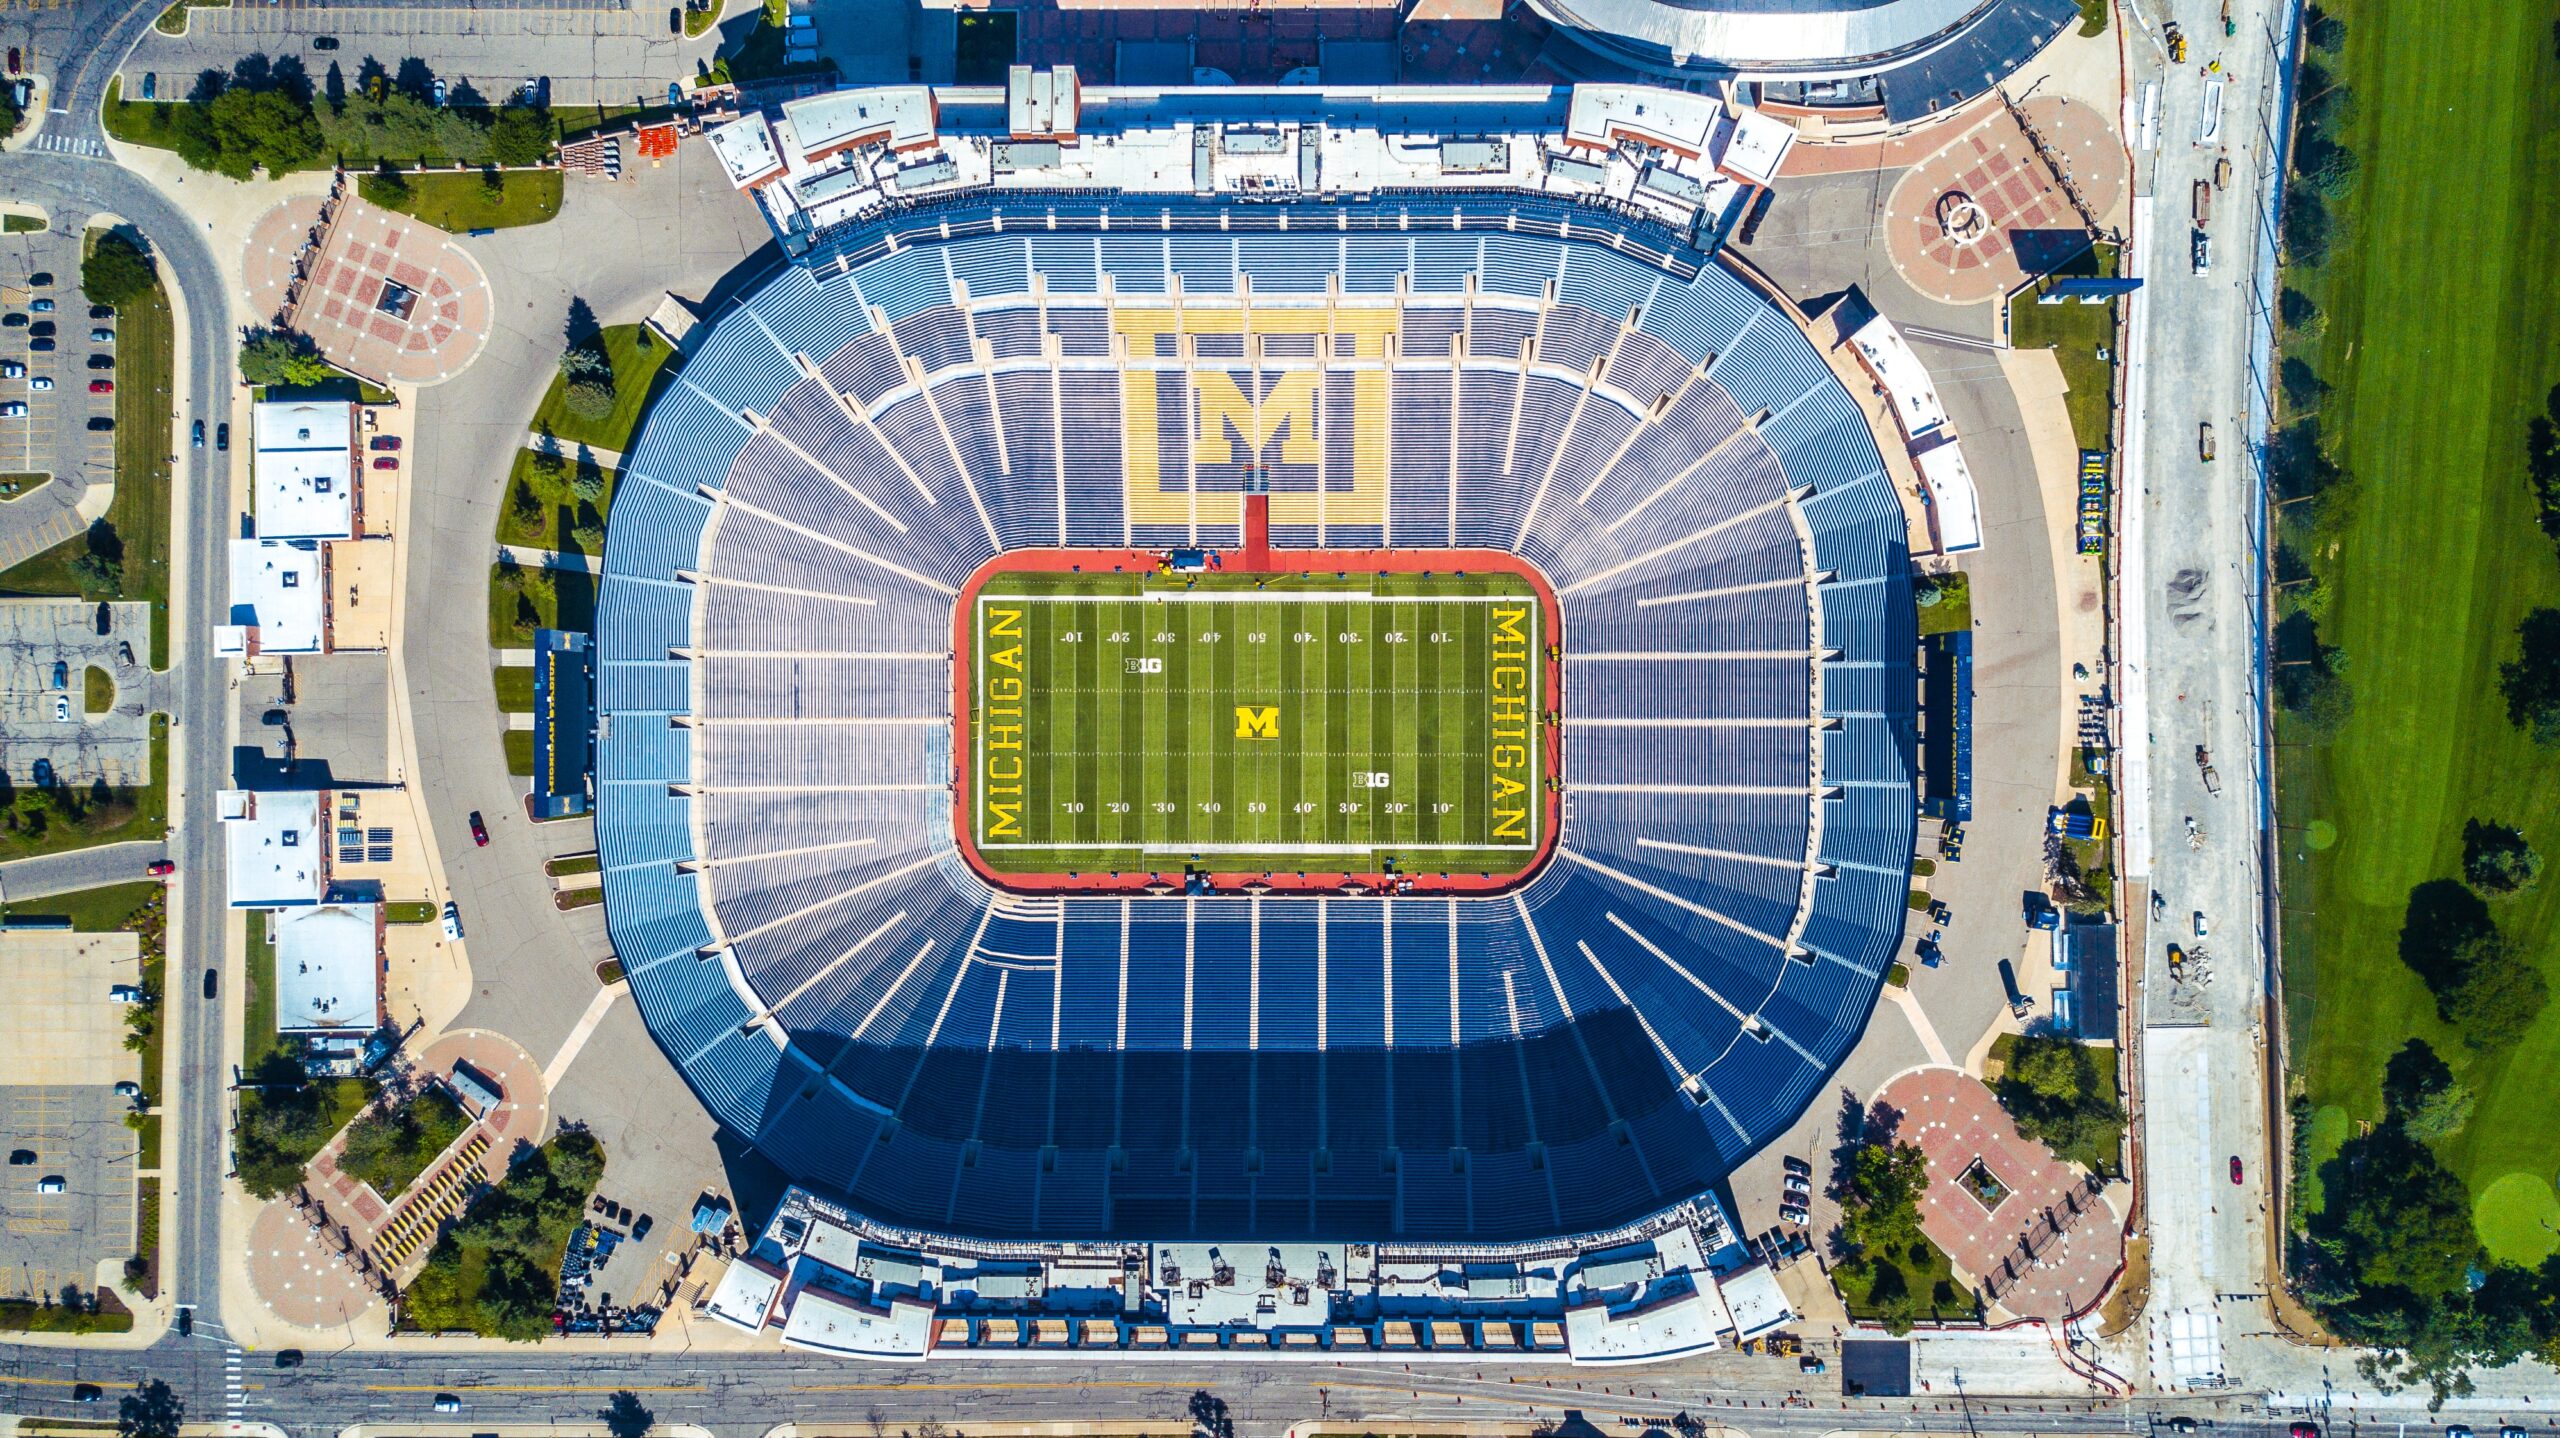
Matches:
[275,1349,305,1366]
[88,304,112,320]
[312,35,339,49]
[262,708,288,726]
[191,419,204,447]
[53,694,71,723]
[35,1175,64,1193]
[89,328,114,343]
[88,379,111,394]
[431,77,448,106]
[147,859,175,877]
[26,271,49,288]
[28,320,53,337]
[6,1149,31,1165]
[2229,1155,2244,1185]
[217,422,229,450]
[469,810,488,846]
[2447,1427,2475,1438]
[442,902,464,942]
[108,984,144,1003]
[6,47,18,75]
[2167,1419,2199,1434]
[373,456,399,470]
[371,434,402,450]
[25,337,48,351]
[1,312,25,328]
[83,414,109,429]
[1799,1356,1826,1374]
[113,1080,140,1099]
[28,375,49,390]
[29,298,51,313]
[202,968,217,999]
[140,72,157,100]
[0,402,23,419]
[0,360,20,377]
[86,354,111,370]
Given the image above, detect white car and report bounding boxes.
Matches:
[0,402,23,419]
[2193,911,2209,939]
[0,360,21,378]
[108,984,143,1003]
[441,901,464,942]
[432,1395,462,1414]
[113,1080,140,1100]
[28,375,49,390]
[53,693,70,722]
[35,1175,65,1194]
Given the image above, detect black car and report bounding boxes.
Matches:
[88,304,112,320]
[26,271,49,288]
[86,416,112,431]
[72,1384,101,1403]
[275,1349,304,1367]
[311,35,339,49]
[261,708,288,726]
[27,320,52,337]
[1,313,23,329]
[86,354,112,371]
[27,337,51,352]
[202,968,217,1000]
[191,420,204,448]
[216,423,229,451]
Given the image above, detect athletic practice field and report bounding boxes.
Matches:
[966,568,1548,876]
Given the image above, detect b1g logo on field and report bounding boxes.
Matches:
[1234,705,1281,740]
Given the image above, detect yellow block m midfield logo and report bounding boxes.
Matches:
[1234,705,1281,740]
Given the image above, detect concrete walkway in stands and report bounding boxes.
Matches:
[499,543,596,575]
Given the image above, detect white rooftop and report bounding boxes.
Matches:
[1848,311,1951,441]
[219,789,325,909]
[706,113,785,188]
[1718,107,1795,187]
[1719,1261,1791,1339]
[704,1256,786,1331]
[1915,434,1984,553]
[217,539,324,657]
[779,1282,935,1358]
[271,902,377,1034]
[251,400,355,541]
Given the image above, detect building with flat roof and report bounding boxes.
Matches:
[252,399,357,541]
[216,539,326,657]
[220,789,326,908]
[271,902,380,1036]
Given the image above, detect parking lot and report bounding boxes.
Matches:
[0,1084,137,1303]
[0,598,159,786]
[0,226,117,572]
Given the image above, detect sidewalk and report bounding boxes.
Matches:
[499,543,596,575]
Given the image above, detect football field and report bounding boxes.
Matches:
[969,569,1546,876]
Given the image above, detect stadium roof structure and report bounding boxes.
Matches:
[600,88,1917,1271]
[1528,0,2079,121]
[709,75,1792,254]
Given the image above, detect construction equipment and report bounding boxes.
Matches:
[2221,0,2235,35]
[2166,21,2188,61]
[2185,815,2205,849]
[2193,178,2213,225]
[2199,421,2217,460]
[2196,744,2222,795]
[2214,155,2233,189]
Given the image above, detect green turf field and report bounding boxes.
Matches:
[969,569,1545,875]
[2278,0,2560,1254]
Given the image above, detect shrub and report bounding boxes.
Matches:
[238,328,336,387]
[2463,819,2542,898]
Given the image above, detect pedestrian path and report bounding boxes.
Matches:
[499,542,597,574]
[525,429,626,469]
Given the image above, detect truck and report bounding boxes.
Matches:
[2191,228,2212,276]
[2199,421,2217,461]
[2192,178,2212,225]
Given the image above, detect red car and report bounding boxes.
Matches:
[370,435,401,451]
[468,811,488,846]
[2229,1156,2244,1185]
[146,859,175,877]
[87,380,112,395]
[371,456,399,470]
[2292,1425,2322,1438]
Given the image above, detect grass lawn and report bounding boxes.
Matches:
[83,665,113,715]
[497,445,618,552]
[363,170,563,232]
[130,1176,159,1298]
[492,665,535,712]
[0,1296,132,1334]
[555,887,603,911]
[488,563,598,646]
[3,214,45,233]
[1837,1236,1981,1327]
[532,324,674,453]
[14,879,162,933]
[546,854,601,878]
[384,901,438,925]
[1916,570,1972,635]
[2008,244,2120,453]
[2277,0,2560,1262]
[503,729,536,776]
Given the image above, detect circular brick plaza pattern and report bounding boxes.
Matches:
[1882,96,2129,307]
[241,194,495,387]
[1873,1064,2126,1323]
[246,1030,550,1331]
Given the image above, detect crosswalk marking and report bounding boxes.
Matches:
[27,132,106,157]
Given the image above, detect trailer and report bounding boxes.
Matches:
[2192,178,2212,225]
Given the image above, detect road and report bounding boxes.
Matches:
[0,840,168,902]
[2118,0,2296,1393]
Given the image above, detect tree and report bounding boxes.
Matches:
[2464,819,2542,898]
[600,1390,654,1438]
[204,83,322,178]
[1838,1138,1930,1260]
[118,1379,184,1438]
[1994,1035,2125,1172]
[2440,942,2548,1053]
[2382,1039,2476,1143]
[72,550,123,596]
[570,448,607,503]
[1186,1392,1235,1438]
[2500,608,2560,746]
[238,328,337,387]
[81,233,156,310]
[490,102,554,167]
[2279,286,2323,336]
[361,158,411,208]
